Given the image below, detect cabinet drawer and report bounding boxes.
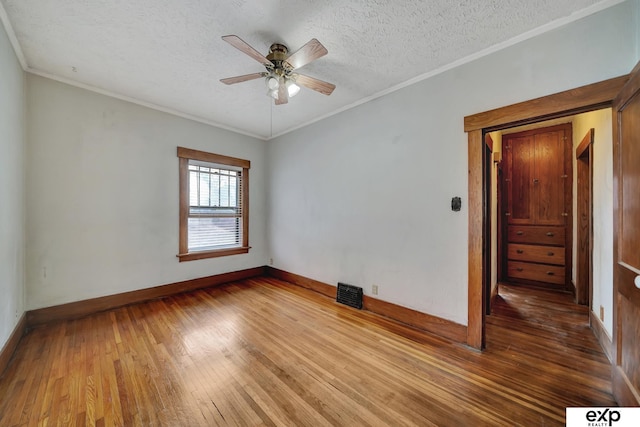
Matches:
[508,226,565,246]
[507,244,565,265]
[508,261,565,285]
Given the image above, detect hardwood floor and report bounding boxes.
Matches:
[0,278,615,426]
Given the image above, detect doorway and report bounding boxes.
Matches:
[464,75,628,350]
[485,115,604,315]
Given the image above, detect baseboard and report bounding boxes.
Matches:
[266,267,336,298]
[26,266,266,328]
[361,295,467,343]
[589,311,613,363]
[613,365,640,406]
[266,267,467,344]
[25,266,467,346]
[0,313,27,377]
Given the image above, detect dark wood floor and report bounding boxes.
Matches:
[0,278,615,426]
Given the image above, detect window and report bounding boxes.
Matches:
[177,147,250,261]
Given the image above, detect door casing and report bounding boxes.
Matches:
[576,129,594,306]
[464,74,629,350]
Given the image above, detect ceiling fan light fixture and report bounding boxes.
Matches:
[286,79,300,98]
[267,88,279,100]
[265,75,279,90]
[265,74,281,100]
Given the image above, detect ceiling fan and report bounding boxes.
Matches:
[220,35,336,105]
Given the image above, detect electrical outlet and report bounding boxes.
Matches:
[372,285,378,295]
[269,258,273,265]
[600,305,605,322]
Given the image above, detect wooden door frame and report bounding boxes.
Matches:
[611,61,640,406]
[576,129,594,306]
[464,74,629,350]
[484,134,493,315]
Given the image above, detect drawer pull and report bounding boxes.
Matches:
[516,249,524,254]
[546,232,555,237]
[516,231,524,235]
[546,271,555,276]
[517,268,523,272]
[547,252,555,256]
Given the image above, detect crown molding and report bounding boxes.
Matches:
[27,68,267,141]
[267,0,627,140]
[1,0,627,142]
[0,2,27,69]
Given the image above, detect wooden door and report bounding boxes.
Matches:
[504,126,570,226]
[505,135,534,225]
[612,63,640,406]
[501,125,572,288]
[533,130,567,226]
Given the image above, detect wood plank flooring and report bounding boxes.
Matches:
[0,278,615,426]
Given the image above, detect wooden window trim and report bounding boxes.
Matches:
[177,147,250,262]
[177,247,250,262]
[177,147,250,168]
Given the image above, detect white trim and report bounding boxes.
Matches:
[0,2,262,140]
[0,2,27,69]
[26,68,268,141]
[0,0,625,141]
[267,0,627,140]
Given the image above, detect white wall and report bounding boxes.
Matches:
[26,76,268,310]
[268,1,639,326]
[0,21,25,348]
[573,109,614,336]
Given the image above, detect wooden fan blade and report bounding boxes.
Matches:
[275,83,288,105]
[284,39,327,70]
[220,73,265,85]
[222,35,272,67]
[295,74,336,96]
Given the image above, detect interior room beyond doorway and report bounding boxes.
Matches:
[485,109,613,347]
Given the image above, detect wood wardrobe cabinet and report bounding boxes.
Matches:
[501,123,572,289]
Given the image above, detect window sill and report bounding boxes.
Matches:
[177,246,250,262]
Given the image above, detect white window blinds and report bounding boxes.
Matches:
[187,161,243,251]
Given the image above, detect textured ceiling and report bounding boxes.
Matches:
[0,0,616,139]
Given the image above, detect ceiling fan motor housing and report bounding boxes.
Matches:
[267,43,291,74]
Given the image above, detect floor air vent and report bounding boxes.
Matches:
[336,283,363,309]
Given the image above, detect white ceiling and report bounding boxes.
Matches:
[0,0,620,139]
